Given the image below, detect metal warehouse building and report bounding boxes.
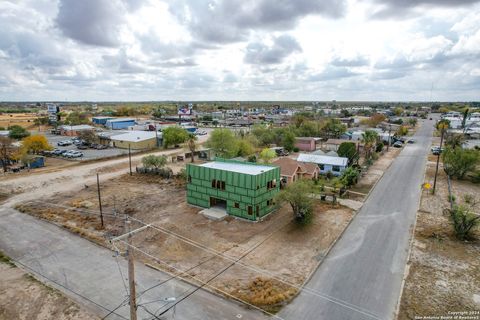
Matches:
[105,118,136,130]
[186,159,280,221]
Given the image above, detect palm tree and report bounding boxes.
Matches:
[445,133,465,149]
[361,130,379,161]
[186,133,197,163]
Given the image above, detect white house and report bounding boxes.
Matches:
[297,153,348,176]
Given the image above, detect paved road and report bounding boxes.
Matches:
[280,118,435,320]
[0,206,269,320]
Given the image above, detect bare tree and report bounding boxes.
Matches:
[0,137,14,173]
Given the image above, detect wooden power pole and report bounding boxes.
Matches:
[128,144,133,176]
[96,173,104,227]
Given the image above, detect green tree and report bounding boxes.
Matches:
[337,142,359,165]
[445,133,465,149]
[446,205,480,240]
[393,107,404,116]
[206,128,238,158]
[396,126,409,136]
[64,111,90,125]
[282,130,296,152]
[78,130,97,145]
[8,125,30,140]
[442,147,479,179]
[259,148,276,163]
[186,133,197,163]
[236,139,255,157]
[340,167,360,187]
[320,119,347,139]
[361,130,379,161]
[142,155,167,169]
[408,118,418,127]
[275,179,313,224]
[163,126,189,149]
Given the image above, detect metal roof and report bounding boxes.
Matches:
[105,118,136,123]
[110,131,157,142]
[297,153,348,167]
[199,161,276,175]
[60,125,94,130]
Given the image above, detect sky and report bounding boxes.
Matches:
[0,0,479,102]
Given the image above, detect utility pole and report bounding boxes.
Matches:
[432,121,448,194]
[96,173,104,227]
[128,144,132,176]
[126,217,137,320]
[387,124,392,152]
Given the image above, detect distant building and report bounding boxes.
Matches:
[92,116,115,125]
[105,118,136,130]
[110,131,159,149]
[272,157,319,185]
[324,139,360,152]
[295,137,320,152]
[59,125,94,136]
[186,159,280,221]
[297,153,348,176]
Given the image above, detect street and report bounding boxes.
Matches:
[0,206,269,320]
[280,118,435,320]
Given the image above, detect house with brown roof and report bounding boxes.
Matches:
[272,157,319,186]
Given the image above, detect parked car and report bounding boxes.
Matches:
[196,130,207,136]
[393,141,404,148]
[57,140,72,146]
[95,144,108,150]
[431,147,444,155]
[69,151,84,158]
[52,149,65,155]
[407,139,415,144]
[77,144,88,150]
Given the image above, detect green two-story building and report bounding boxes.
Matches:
[186,159,280,221]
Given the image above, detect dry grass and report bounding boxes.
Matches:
[15,173,354,313]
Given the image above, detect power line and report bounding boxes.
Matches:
[10,257,128,320]
[25,198,383,320]
[118,240,286,320]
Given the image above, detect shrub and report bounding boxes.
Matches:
[375,142,384,153]
[142,155,167,169]
[293,147,300,152]
[338,142,359,165]
[446,205,480,240]
[341,167,360,187]
[442,147,480,179]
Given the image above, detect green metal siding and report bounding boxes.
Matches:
[186,160,280,221]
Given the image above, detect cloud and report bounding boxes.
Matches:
[56,0,127,47]
[168,0,346,44]
[308,66,358,81]
[244,35,302,65]
[331,56,370,67]
[369,0,480,19]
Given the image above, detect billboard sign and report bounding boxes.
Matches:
[178,104,192,116]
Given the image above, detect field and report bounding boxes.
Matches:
[0,113,41,129]
[0,253,97,320]
[398,137,480,319]
[16,173,354,312]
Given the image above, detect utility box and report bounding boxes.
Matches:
[186,159,280,221]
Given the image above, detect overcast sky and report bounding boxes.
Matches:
[1,0,479,102]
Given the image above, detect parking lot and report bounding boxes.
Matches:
[44,133,132,161]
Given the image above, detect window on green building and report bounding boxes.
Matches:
[211,179,216,188]
[234,203,239,208]
[247,206,253,216]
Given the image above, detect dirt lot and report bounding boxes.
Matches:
[0,254,98,320]
[398,152,480,319]
[0,113,40,129]
[16,172,354,312]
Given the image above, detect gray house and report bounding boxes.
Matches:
[297,153,348,176]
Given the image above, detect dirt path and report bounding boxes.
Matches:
[1,148,181,207]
